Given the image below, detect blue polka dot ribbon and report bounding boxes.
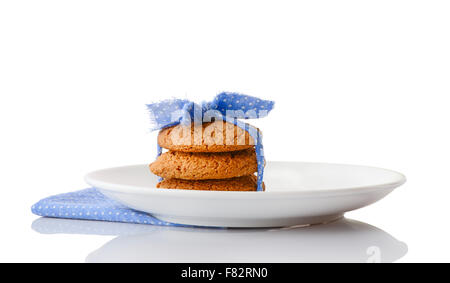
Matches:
[147,92,275,191]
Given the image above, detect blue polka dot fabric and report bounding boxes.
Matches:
[147,92,275,191]
[31,188,182,226]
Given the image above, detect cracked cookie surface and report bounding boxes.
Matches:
[157,121,255,152]
[149,148,258,180]
[156,175,264,191]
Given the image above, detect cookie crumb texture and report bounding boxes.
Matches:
[157,121,255,152]
[149,148,258,180]
[157,175,264,191]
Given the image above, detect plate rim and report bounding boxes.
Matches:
[84,161,406,199]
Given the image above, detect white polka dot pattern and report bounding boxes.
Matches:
[31,188,182,226]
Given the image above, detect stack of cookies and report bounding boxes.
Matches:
[149,120,264,191]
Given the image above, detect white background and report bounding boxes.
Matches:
[1,0,449,262]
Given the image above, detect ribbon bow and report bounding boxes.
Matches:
[147,92,275,191]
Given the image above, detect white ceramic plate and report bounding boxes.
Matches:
[85,162,406,227]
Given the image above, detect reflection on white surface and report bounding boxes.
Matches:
[32,217,407,263]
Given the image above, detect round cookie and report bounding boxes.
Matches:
[149,148,258,180]
[156,175,264,191]
[157,120,255,152]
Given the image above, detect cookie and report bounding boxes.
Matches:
[149,148,258,180]
[156,175,264,191]
[157,120,255,152]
